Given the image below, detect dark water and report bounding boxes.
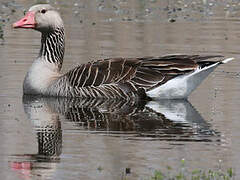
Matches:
[1,0,240,179]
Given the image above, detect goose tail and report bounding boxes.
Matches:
[221,57,235,64]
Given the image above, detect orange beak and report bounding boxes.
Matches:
[13,11,36,29]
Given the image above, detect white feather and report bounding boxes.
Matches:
[221,57,234,64]
[23,58,61,94]
[146,62,220,99]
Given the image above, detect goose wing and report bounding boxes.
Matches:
[64,55,223,98]
[132,54,223,90]
[66,58,140,88]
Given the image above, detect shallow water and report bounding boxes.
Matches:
[1,0,240,179]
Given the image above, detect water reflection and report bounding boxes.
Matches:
[23,96,62,160]
[22,96,216,138]
[9,95,218,178]
[57,97,217,141]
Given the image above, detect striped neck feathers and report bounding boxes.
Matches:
[40,27,65,71]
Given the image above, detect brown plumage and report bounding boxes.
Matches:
[62,55,224,99]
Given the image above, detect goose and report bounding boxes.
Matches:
[13,4,234,100]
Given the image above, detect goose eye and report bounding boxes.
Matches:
[40,9,46,14]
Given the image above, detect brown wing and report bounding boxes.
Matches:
[64,55,223,98]
[130,55,223,90]
[66,58,140,88]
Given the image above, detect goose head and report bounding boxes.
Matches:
[13,4,63,32]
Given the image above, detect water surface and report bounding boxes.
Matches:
[1,0,240,179]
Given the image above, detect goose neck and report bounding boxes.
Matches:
[40,27,65,70]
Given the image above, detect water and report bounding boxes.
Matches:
[1,0,240,179]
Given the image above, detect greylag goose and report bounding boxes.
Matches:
[13,4,234,100]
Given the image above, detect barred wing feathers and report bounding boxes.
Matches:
[64,55,223,98]
[67,58,140,87]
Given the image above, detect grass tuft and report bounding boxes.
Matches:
[149,163,235,180]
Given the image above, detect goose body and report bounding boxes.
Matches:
[13,4,234,100]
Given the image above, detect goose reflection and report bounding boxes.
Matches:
[23,96,62,159]
[10,95,218,179]
[57,97,216,139]
[22,95,216,145]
